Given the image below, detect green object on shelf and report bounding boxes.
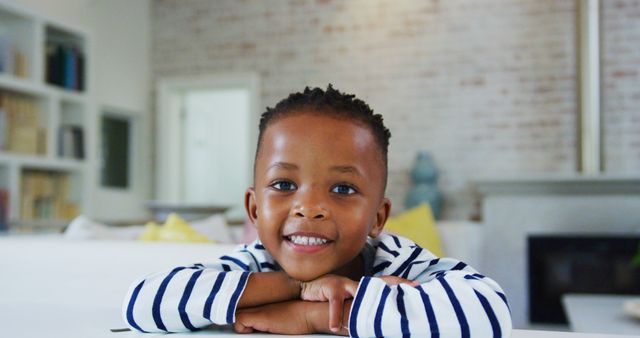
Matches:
[632,245,640,268]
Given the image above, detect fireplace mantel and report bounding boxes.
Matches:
[475,174,640,195]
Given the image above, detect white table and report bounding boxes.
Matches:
[563,294,640,336]
[1,301,638,338]
[1,237,636,338]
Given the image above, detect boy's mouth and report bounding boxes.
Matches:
[283,232,333,249]
[285,235,329,245]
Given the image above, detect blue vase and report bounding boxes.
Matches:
[405,152,442,219]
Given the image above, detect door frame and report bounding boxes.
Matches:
[155,73,260,203]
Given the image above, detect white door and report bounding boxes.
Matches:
[181,88,250,205]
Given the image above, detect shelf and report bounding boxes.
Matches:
[53,85,86,103]
[0,1,90,228]
[8,218,68,232]
[0,153,84,171]
[0,74,87,104]
[0,73,46,97]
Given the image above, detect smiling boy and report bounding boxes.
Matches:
[123,85,512,337]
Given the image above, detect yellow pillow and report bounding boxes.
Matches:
[383,203,444,257]
[139,213,212,243]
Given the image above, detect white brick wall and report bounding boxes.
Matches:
[152,0,636,219]
[602,0,640,173]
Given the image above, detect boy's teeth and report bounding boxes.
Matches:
[289,235,328,245]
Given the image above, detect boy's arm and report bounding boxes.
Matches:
[122,264,250,333]
[234,275,415,336]
[122,243,299,333]
[234,299,353,336]
[351,235,513,338]
[237,271,300,308]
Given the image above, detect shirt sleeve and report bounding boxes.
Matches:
[348,234,512,338]
[121,241,276,333]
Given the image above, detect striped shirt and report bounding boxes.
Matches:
[123,234,512,337]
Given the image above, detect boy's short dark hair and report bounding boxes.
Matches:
[256,84,391,185]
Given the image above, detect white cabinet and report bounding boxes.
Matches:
[0,1,90,230]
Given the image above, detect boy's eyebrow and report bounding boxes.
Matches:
[267,162,299,171]
[330,165,363,177]
[266,163,362,177]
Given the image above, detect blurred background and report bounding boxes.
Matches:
[0,0,639,334]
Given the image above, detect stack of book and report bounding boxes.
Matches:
[0,91,46,155]
[20,170,78,220]
[0,36,27,78]
[45,40,84,91]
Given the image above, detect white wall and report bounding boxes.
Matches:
[12,0,152,221]
[151,0,580,219]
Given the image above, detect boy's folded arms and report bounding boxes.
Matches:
[122,85,512,337]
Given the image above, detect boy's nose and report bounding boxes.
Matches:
[291,193,329,219]
[293,206,328,219]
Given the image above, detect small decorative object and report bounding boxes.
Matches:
[632,244,640,268]
[623,298,640,319]
[405,151,443,219]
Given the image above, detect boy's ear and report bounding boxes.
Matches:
[369,197,391,238]
[244,187,258,227]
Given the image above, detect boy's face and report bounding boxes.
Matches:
[245,112,391,281]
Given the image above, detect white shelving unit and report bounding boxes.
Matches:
[0,1,89,228]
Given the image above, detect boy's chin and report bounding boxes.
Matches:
[282,266,328,282]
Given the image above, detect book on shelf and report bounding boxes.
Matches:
[0,36,10,75]
[0,188,8,231]
[58,125,84,159]
[0,107,6,150]
[13,49,27,78]
[0,35,27,78]
[45,41,84,92]
[20,170,78,220]
[0,91,46,155]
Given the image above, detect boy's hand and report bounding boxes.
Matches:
[234,276,416,335]
[234,301,315,334]
[235,300,349,336]
[300,274,358,332]
[300,274,418,332]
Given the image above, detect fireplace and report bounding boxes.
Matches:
[476,175,640,327]
[528,234,640,324]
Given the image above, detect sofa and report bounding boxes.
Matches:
[0,221,483,337]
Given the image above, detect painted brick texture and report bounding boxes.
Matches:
[602,0,640,173]
[151,0,635,219]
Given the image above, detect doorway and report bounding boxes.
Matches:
[155,74,259,209]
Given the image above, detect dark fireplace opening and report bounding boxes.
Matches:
[528,234,640,324]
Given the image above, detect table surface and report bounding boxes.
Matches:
[2,301,639,338]
[1,238,636,338]
[563,294,640,336]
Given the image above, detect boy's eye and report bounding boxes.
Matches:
[271,180,297,191]
[331,184,357,195]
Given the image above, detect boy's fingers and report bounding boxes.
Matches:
[344,279,358,296]
[329,296,344,332]
[233,320,254,334]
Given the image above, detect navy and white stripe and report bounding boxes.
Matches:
[122,243,270,333]
[348,234,512,337]
[122,233,512,336]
